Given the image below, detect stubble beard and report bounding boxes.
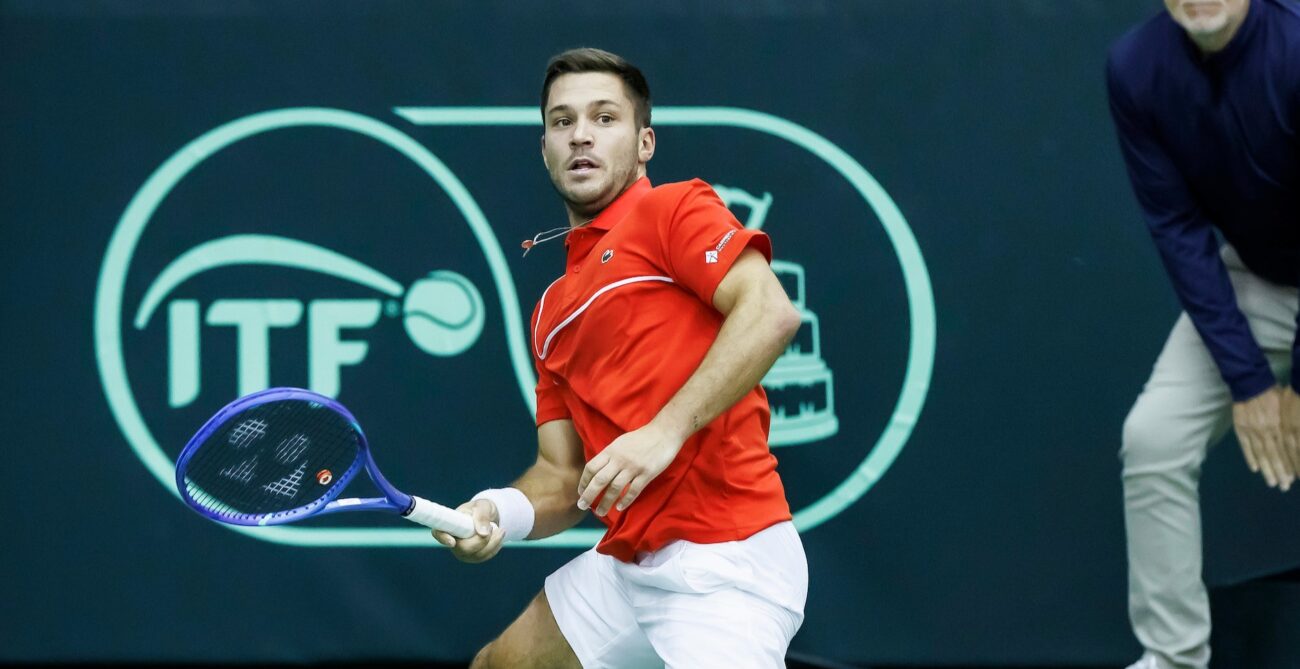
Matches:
[551,147,640,222]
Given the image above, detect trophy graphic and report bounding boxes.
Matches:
[714,185,839,446]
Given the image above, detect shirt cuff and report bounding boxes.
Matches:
[1227,367,1278,403]
[535,390,570,426]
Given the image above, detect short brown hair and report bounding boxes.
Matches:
[540,48,652,129]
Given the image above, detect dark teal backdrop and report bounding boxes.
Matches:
[3,1,1299,665]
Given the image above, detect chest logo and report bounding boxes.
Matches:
[704,250,719,264]
[601,248,614,264]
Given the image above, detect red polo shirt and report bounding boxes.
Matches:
[530,177,792,562]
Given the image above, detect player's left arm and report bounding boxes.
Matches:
[576,247,800,515]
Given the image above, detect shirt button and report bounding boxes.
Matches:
[573,264,582,273]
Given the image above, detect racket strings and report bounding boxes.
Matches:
[189,422,346,517]
[198,403,345,507]
[183,400,361,521]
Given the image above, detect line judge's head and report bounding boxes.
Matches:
[539,48,656,224]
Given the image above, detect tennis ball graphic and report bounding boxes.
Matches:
[402,270,485,357]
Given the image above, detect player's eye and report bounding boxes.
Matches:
[553,117,571,128]
[596,114,614,124]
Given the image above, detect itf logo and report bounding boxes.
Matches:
[139,238,485,406]
[95,107,935,548]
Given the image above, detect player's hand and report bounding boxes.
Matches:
[1281,386,1300,481]
[432,499,505,563]
[1233,386,1292,491]
[577,422,685,516]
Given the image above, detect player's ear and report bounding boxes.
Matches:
[638,126,655,164]
[541,135,550,170]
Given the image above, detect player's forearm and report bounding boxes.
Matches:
[512,460,586,539]
[651,286,800,442]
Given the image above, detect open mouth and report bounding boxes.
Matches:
[568,157,599,174]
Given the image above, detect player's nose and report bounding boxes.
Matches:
[569,120,594,146]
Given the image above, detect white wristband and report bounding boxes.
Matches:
[471,487,535,542]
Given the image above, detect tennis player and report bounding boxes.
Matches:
[1107,1,1300,668]
[431,48,808,668]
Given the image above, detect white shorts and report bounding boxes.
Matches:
[544,521,807,669]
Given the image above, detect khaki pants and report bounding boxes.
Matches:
[1121,247,1297,669]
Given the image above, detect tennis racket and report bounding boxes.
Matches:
[175,386,475,538]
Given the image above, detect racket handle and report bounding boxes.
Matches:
[405,496,476,539]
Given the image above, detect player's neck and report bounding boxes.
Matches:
[566,209,596,229]
[564,170,647,229]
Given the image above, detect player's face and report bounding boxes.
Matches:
[541,72,654,219]
[1164,0,1246,37]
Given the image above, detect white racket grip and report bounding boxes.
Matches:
[405,496,476,539]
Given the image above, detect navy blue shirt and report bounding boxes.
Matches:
[1107,0,1300,399]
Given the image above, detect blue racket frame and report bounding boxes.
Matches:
[176,387,416,527]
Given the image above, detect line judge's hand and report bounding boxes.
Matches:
[1232,386,1293,491]
[577,423,685,517]
[1281,386,1300,482]
[432,499,504,563]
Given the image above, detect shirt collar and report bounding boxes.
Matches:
[562,177,651,261]
[585,177,653,232]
